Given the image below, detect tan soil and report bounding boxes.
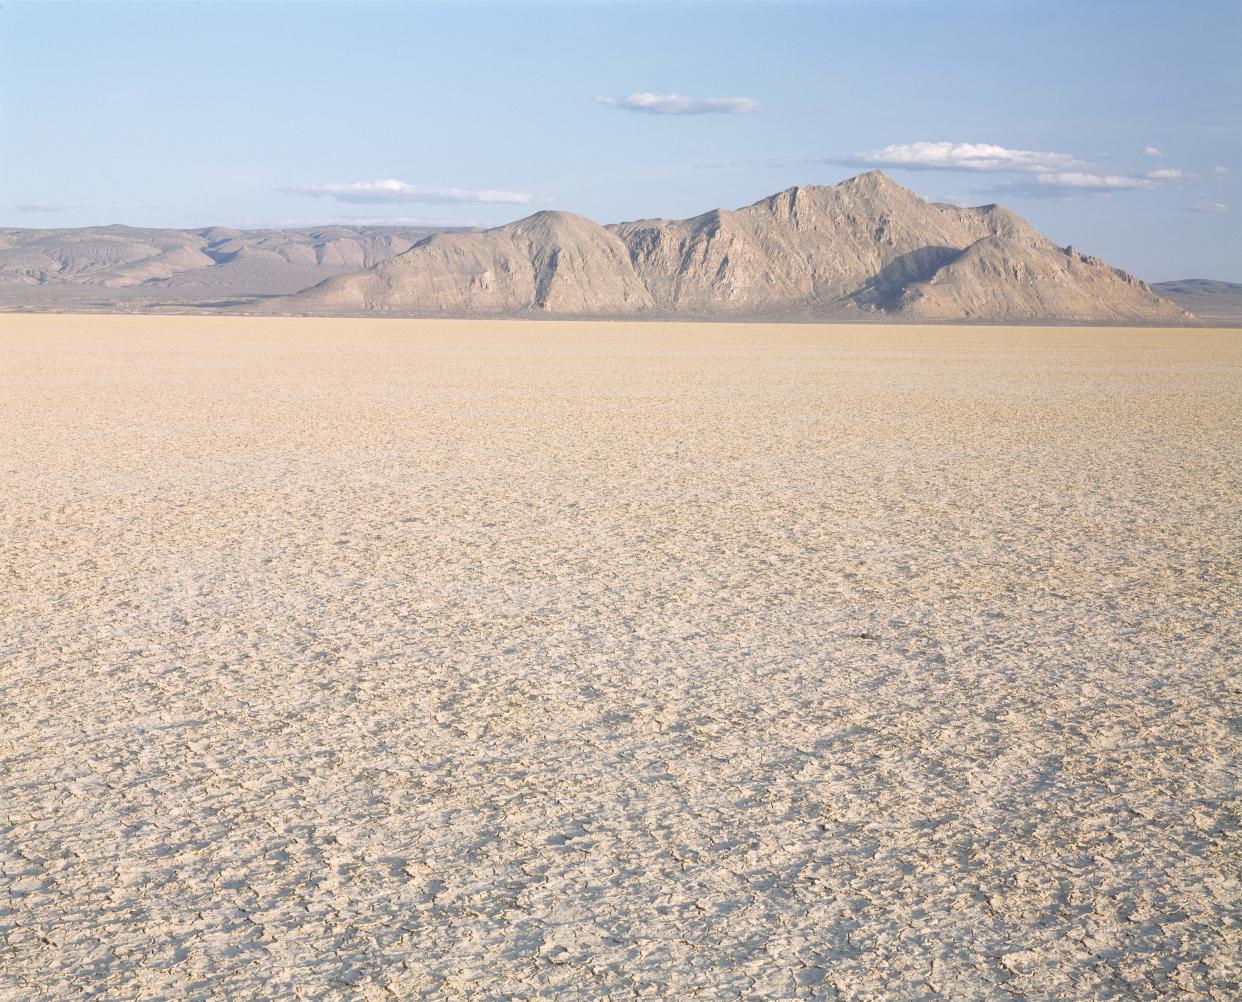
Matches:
[2,315,1238,1001]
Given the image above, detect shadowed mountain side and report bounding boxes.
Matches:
[274,173,1190,323]
[608,173,1051,314]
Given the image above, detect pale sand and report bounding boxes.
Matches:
[1,315,1238,1001]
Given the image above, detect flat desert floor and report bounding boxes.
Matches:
[2,315,1239,1001]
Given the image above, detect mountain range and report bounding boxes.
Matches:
[272,172,1190,323]
[1149,279,1242,324]
[0,223,460,310]
[4,173,1231,323]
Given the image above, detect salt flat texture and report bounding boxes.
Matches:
[1,315,1238,1001]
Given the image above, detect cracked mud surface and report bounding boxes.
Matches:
[2,315,1239,1000]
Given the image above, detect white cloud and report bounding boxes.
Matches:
[1037,172,1156,190]
[825,140,1195,199]
[1185,202,1231,213]
[826,141,1089,174]
[595,92,761,115]
[977,172,1162,199]
[1031,172,1164,197]
[284,179,537,205]
[1214,165,1229,177]
[11,202,67,213]
[1144,146,1164,157]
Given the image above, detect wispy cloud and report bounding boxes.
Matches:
[697,139,1197,202]
[1144,146,1164,157]
[1185,202,1231,213]
[284,179,537,205]
[329,214,481,227]
[11,202,66,213]
[978,172,1160,199]
[693,155,792,170]
[824,141,1089,174]
[595,92,761,116]
[1214,165,1229,177]
[823,140,1192,199]
[1043,173,1156,190]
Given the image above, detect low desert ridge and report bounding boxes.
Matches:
[1,315,1238,1000]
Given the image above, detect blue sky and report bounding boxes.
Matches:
[1,0,1238,280]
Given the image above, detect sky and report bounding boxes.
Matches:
[1,0,1239,281]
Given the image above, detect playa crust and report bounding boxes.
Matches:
[2,316,1238,1000]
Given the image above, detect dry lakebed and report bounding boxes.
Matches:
[1,315,1239,1000]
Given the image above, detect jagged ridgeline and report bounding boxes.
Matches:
[275,172,1189,323]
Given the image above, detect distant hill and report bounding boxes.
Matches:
[0,223,466,310]
[1152,280,1242,324]
[276,172,1190,324]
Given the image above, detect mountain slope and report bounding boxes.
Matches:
[0,224,461,308]
[891,239,1189,322]
[292,211,652,315]
[278,172,1188,323]
[609,172,1053,315]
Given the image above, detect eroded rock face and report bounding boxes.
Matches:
[279,172,1192,323]
[610,174,1052,316]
